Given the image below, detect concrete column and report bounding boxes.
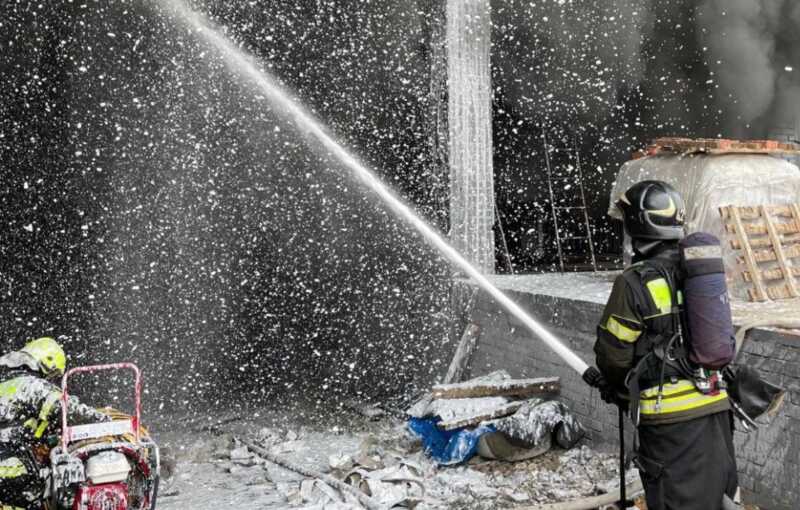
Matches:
[447,0,495,274]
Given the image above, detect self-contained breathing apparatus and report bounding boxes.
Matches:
[623,231,784,430]
[621,257,718,426]
[625,232,735,425]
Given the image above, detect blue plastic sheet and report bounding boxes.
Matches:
[407,417,496,465]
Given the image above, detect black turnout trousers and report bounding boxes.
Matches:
[636,411,738,510]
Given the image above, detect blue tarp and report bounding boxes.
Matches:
[407,417,496,465]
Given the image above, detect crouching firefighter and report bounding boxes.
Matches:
[0,337,108,509]
[585,181,738,510]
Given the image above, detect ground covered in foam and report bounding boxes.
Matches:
[155,405,637,509]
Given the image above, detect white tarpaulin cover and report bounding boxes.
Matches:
[609,153,800,299]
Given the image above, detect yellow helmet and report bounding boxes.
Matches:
[21,337,66,378]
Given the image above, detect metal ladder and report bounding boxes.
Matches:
[542,132,597,272]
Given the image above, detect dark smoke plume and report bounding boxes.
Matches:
[697,0,800,137]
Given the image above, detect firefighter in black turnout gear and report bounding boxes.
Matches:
[0,337,108,509]
[591,181,738,510]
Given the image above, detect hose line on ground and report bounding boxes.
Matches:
[517,480,644,510]
[243,439,385,510]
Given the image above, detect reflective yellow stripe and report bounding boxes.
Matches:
[639,380,729,415]
[646,278,672,315]
[0,380,19,398]
[641,380,695,399]
[650,196,677,217]
[640,391,728,414]
[40,391,61,419]
[0,457,27,479]
[605,316,641,343]
[30,391,61,439]
[0,465,27,478]
[34,419,49,439]
[22,418,38,433]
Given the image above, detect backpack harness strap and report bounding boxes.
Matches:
[622,260,695,427]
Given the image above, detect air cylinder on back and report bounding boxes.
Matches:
[680,232,735,369]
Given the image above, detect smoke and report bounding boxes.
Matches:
[697,0,800,136]
[490,0,721,261]
[493,0,655,127]
[491,0,799,139]
[770,1,800,136]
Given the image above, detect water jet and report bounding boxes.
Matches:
[161,0,590,377]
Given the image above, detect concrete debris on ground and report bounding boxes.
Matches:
[343,399,388,421]
[154,371,616,509]
[155,406,637,510]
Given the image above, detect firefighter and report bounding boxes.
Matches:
[0,337,107,509]
[590,181,738,510]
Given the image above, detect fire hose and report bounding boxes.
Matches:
[518,480,643,510]
[243,439,384,510]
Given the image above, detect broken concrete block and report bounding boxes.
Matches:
[507,491,530,502]
[256,427,278,444]
[328,453,354,471]
[230,446,253,462]
[354,453,383,471]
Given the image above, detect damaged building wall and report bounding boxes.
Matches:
[464,283,800,510]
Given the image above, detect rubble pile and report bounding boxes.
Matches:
[157,414,637,509]
[157,374,636,509]
[407,371,583,465]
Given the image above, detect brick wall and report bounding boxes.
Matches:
[463,284,799,509]
[733,327,800,510]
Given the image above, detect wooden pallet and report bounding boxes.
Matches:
[431,376,560,400]
[721,204,800,301]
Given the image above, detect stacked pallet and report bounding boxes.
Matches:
[407,370,561,430]
[720,204,800,301]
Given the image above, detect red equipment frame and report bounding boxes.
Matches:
[61,363,142,448]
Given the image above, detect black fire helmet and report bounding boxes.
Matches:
[615,180,686,240]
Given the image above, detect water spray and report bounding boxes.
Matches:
[162,0,592,378]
